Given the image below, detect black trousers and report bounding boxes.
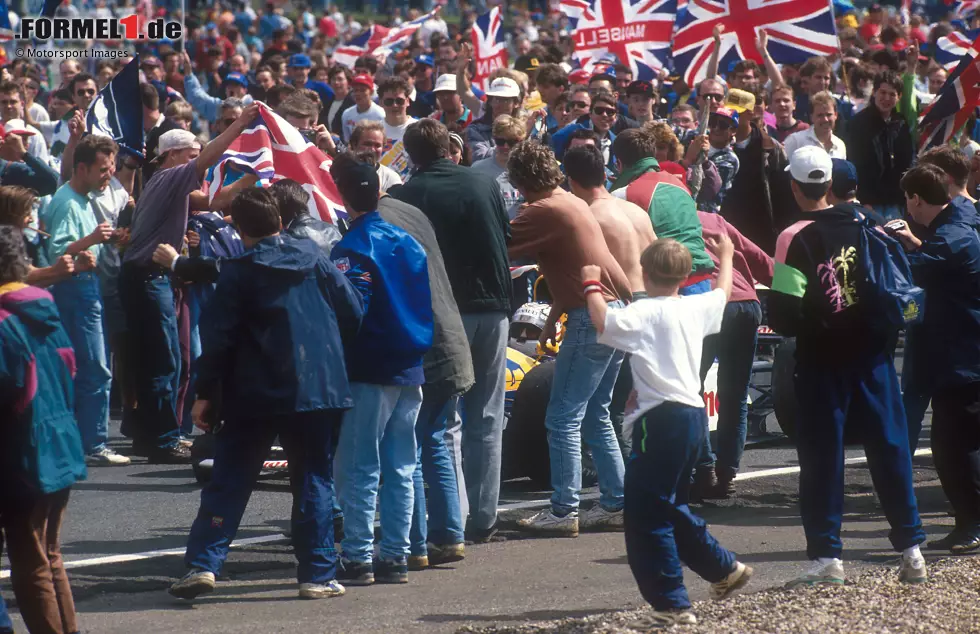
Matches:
[931,381,980,533]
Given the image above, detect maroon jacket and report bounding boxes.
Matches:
[697,211,774,303]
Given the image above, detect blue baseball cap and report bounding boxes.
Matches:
[414,54,434,67]
[831,158,858,198]
[288,53,312,68]
[223,72,249,88]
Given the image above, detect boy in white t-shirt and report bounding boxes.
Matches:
[582,236,751,627]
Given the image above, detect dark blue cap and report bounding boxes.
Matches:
[831,158,858,198]
[289,53,312,68]
[414,54,434,67]
[223,72,249,88]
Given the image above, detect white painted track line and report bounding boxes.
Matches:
[0,449,934,578]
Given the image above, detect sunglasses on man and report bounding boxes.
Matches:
[493,137,519,147]
[383,97,406,107]
[567,100,589,111]
[592,106,617,117]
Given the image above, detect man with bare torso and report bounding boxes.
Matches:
[564,144,656,295]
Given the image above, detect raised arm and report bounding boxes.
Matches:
[756,29,785,88]
[581,264,608,335]
[196,103,260,179]
[706,24,723,80]
[456,42,484,114]
[704,234,734,300]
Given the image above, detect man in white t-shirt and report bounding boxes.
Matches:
[349,119,403,192]
[341,74,384,142]
[782,91,846,160]
[378,77,418,180]
[582,236,751,628]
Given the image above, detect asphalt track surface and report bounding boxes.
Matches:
[2,414,954,634]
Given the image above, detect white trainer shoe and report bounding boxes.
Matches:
[516,510,579,537]
[299,580,346,599]
[579,505,624,532]
[630,609,697,629]
[785,558,845,588]
[168,570,216,600]
[899,552,927,584]
[710,561,753,600]
[85,446,131,466]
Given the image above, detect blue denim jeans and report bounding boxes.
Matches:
[335,382,422,563]
[626,403,736,611]
[698,300,762,474]
[458,312,508,532]
[0,591,11,633]
[51,272,111,454]
[180,296,202,436]
[185,411,342,584]
[546,304,626,516]
[795,353,925,559]
[410,390,465,556]
[119,265,182,450]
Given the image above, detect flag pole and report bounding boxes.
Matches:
[179,0,185,54]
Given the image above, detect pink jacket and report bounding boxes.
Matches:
[697,212,774,304]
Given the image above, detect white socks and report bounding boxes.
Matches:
[903,545,923,560]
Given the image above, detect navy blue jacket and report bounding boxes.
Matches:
[195,234,364,421]
[331,211,433,386]
[906,196,980,390]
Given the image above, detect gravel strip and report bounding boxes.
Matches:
[458,556,980,633]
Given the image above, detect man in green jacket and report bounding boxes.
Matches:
[388,119,512,543]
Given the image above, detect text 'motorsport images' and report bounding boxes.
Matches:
[3,1,980,633]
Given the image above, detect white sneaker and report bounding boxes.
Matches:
[516,510,579,537]
[785,558,845,588]
[630,609,697,629]
[299,580,346,599]
[168,570,216,600]
[899,552,927,584]
[85,446,131,466]
[710,561,753,600]
[579,505,624,532]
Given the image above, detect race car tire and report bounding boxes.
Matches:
[772,337,799,443]
[509,362,554,488]
[508,361,601,489]
[191,433,216,484]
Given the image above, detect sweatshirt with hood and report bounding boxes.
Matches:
[0,283,86,505]
[195,234,364,422]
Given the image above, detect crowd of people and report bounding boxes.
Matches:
[3,0,980,632]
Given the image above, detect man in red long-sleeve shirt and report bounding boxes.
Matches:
[694,211,773,499]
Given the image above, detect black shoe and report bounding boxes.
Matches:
[703,465,736,499]
[374,558,408,584]
[336,559,374,586]
[146,444,192,464]
[926,530,962,551]
[950,534,980,554]
[465,523,499,544]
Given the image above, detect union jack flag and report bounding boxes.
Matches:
[561,0,675,81]
[936,29,980,71]
[333,25,391,69]
[673,0,838,90]
[378,7,441,50]
[918,48,980,153]
[947,1,980,20]
[207,103,346,224]
[471,7,507,92]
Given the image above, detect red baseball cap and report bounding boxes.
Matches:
[351,74,374,90]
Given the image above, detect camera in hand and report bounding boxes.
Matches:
[300,128,317,143]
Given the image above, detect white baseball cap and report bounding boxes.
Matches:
[785,145,833,183]
[155,129,201,161]
[485,77,520,99]
[433,73,457,93]
[3,119,34,137]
